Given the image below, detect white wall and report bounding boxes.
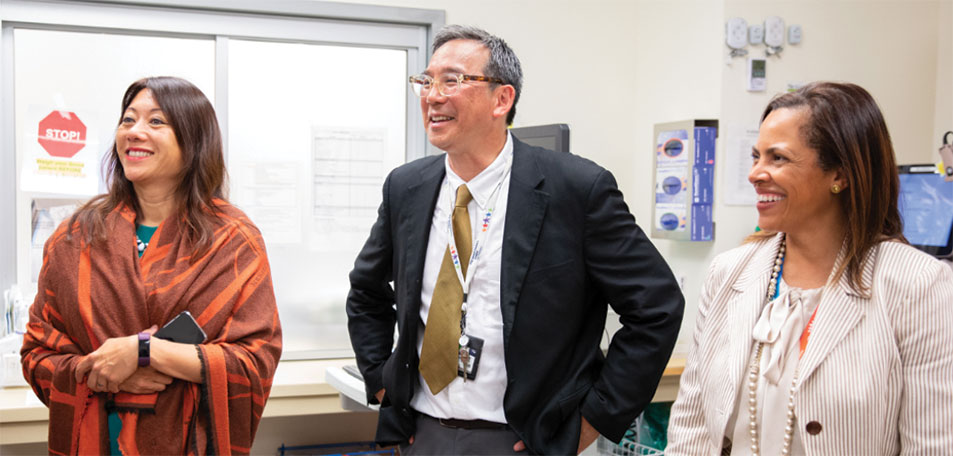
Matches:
[935,0,953,148]
[722,0,946,164]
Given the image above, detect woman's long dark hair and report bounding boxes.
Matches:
[69,76,227,261]
[750,81,905,295]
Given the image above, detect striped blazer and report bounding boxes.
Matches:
[667,233,953,455]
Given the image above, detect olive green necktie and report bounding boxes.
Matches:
[419,184,473,395]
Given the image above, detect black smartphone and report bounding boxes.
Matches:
[154,311,207,344]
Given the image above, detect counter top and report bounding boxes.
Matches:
[0,357,686,445]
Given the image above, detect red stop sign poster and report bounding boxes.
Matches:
[37,111,87,158]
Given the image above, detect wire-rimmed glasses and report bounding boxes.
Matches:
[409,73,506,97]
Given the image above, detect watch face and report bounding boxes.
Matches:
[138,333,150,366]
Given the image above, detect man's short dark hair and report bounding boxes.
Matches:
[433,25,523,126]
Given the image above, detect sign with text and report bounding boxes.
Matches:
[20,106,102,196]
[37,111,87,158]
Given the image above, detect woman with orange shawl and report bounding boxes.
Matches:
[21,76,282,455]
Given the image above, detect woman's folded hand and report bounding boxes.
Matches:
[119,367,174,394]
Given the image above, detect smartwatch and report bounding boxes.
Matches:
[138,332,151,367]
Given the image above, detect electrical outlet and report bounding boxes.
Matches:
[764,16,785,47]
[2,353,27,387]
[726,17,748,50]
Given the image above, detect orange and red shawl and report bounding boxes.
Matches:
[21,201,282,455]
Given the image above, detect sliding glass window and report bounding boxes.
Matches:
[0,0,443,359]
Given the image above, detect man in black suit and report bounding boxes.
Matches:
[346,25,683,455]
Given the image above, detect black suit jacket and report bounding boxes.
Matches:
[346,138,684,454]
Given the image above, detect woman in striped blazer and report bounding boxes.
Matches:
[668,82,953,455]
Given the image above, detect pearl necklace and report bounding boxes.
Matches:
[747,235,799,456]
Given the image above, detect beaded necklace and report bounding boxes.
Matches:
[746,234,800,456]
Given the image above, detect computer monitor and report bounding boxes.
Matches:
[898,164,953,258]
[510,124,570,153]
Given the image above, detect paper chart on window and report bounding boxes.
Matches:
[311,126,387,249]
[233,162,303,245]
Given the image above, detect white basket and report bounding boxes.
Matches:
[596,435,664,456]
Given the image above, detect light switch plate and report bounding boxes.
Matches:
[748,24,764,45]
[788,24,803,45]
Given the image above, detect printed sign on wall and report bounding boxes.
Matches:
[37,111,87,158]
[20,107,102,196]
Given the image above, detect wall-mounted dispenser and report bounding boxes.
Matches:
[651,119,718,242]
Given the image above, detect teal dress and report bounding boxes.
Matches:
[107,224,157,456]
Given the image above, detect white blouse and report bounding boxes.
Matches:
[727,279,823,455]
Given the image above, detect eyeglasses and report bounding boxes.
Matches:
[409,73,506,97]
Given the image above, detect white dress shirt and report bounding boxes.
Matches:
[410,133,513,423]
[728,279,822,456]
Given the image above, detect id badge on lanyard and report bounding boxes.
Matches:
[446,155,511,381]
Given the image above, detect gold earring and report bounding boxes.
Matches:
[831,184,842,194]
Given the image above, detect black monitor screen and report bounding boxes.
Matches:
[898,166,953,256]
[511,124,570,154]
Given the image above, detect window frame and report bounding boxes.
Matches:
[0,0,444,359]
